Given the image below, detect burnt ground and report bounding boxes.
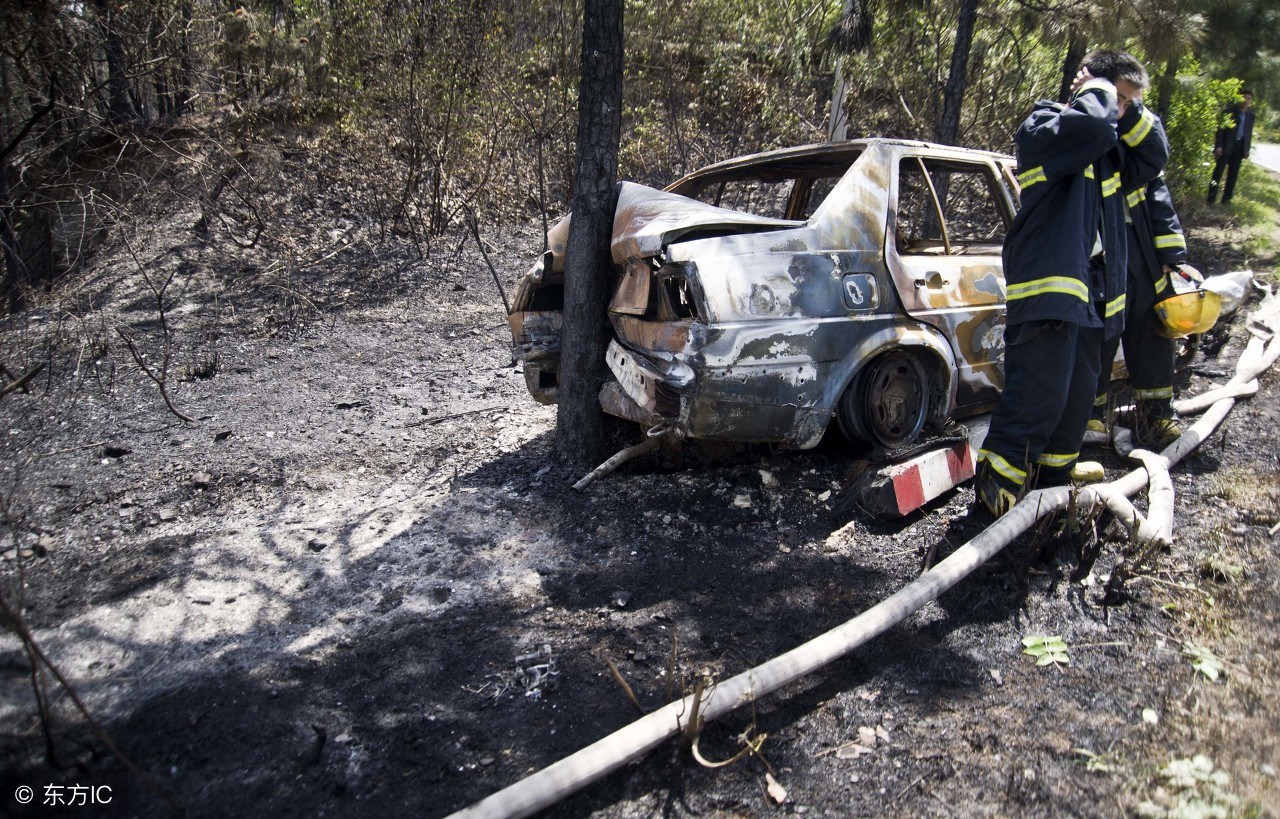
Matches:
[0,137,1279,819]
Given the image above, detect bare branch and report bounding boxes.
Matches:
[0,594,183,812]
[464,207,511,314]
[0,76,57,163]
[0,362,47,400]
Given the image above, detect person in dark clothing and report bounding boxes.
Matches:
[1207,90,1255,204]
[976,50,1155,518]
[1092,168,1189,449]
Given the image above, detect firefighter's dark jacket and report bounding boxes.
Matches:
[1119,102,1187,298]
[1003,79,1131,338]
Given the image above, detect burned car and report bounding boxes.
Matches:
[508,139,1020,450]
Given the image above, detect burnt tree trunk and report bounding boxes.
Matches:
[93,0,138,127]
[826,0,874,142]
[0,65,56,311]
[0,162,22,312]
[1056,32,1088,104]
[935,0,979,146]
[1155,55,1180,122]
[175,0,194,116]
[0,62,19,308]
[556,0,623,471]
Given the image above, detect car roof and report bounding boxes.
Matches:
[667,138,1014,189]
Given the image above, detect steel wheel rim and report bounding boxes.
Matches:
[862,353,928,448]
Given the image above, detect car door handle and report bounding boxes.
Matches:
[914,272,948,289]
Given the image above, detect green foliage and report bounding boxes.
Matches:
[829,2,1066,152]
[618,0,838,181]
[1073,747,1118,773]
[1181,642,1225,682]
[1198,550,1244,583]
[1163,60,1242,202]
[0,0,1272,247]
[1022,634,1070,668]
[1191,165,1280,267]
[1201,0,1280,102]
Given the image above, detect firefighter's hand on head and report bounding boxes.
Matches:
[1070,66,1095,98]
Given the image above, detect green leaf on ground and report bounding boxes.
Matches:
[1022,635,1070,668]
[1182,642,1226,682]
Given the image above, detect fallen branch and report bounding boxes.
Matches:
[1130,574,1213,599]
[465,208,511,315]
[116,329,197,423]
[0,594,182,812]
[116,234,196,423]
[39,441,108,458]
[405,404,507,427]
[0,362,46,399]
[603,656,645,715]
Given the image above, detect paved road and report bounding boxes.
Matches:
[1252,142,1280,174]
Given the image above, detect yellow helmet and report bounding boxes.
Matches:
[1154,289,1221,338]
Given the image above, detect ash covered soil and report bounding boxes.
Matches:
[1,134,1279,819]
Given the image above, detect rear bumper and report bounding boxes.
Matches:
[602,339,833,448]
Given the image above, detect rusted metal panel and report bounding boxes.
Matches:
[598,379,662,426]
[609,257,651,316]
[605,339,684,418]
[521,362,558,405]
[681,318,961,447]
[686,366,810,445]
[610,314,699,355]
[508,310,562,362]
[887,253,1006,407]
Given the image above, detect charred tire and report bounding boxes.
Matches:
[837,352,930,449]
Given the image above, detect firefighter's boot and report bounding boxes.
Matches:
[1135,416,1181,450]
[975,461,1023,518]
[1069,460,1105,483]
[1088,392,1108,436]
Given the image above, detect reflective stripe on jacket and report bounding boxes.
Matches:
[1117,103,1184,297]
[1003,79,1126,337]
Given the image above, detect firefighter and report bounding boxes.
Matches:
[1091,164,1188,449]
[976,51,1156,518]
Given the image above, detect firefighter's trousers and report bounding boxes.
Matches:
[1096,225,1175,422]
[980,317,1102,490]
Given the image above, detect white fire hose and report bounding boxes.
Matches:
[449,287,1280,819]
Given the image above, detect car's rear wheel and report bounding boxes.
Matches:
[838,352,930,449]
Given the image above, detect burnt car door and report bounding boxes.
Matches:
[885,152,1016,411]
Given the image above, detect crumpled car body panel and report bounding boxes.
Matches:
[508,138,1022,448]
